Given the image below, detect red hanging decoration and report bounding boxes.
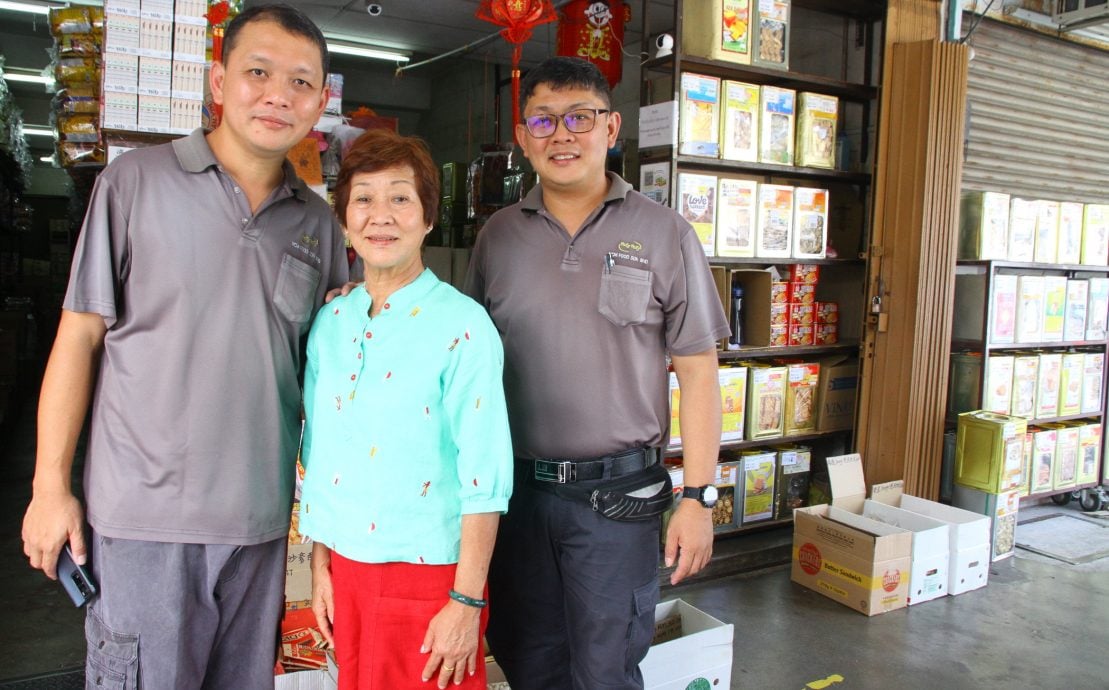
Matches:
[556,1,630,89]
[475,0,558,133]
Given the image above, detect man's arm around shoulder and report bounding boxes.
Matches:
[22,310,107,579]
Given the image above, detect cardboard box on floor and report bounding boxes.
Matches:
[790,453,912,615]
[486,598,733,690]
[860,498,950,605]
[871,481,991,595]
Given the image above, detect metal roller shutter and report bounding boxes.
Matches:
[961,17,1109,203]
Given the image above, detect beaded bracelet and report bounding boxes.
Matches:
[448,589,487,608]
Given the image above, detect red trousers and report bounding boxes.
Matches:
[330,553,488,690]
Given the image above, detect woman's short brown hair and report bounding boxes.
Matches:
[333,129,440,228]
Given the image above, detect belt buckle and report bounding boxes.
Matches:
[534,459,575,483]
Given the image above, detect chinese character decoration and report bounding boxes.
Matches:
[475,0,558,131]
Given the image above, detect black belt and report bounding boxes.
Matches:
[519,447,660,484]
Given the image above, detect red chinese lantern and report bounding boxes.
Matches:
[476,0,558,131]
[556,0,630,89]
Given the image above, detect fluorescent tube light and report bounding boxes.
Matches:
[326,42,409,63]
[3,72,54,85]
[22,126,55,137]
[0,1,53,14]
[39,155,54,162]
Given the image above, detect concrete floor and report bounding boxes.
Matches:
[2,390,1109,688]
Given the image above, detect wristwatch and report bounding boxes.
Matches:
[681,484,718,508]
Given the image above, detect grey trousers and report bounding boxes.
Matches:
[485,467,661,690]
[84,530,287,689]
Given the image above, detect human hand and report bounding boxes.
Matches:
[324,282,359,303]
[419,600,481,688]
[310,544,335,648]
[663,500,714,585]
[22,491,85,580]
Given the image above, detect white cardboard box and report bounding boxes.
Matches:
[952,485,1020,562]
[893,492,991,595]
[862,499,950,605]
[640,599,734,690]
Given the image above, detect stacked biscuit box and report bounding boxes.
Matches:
[791,453,991,616]
[723,266,837,348]
[958,191,1109,266]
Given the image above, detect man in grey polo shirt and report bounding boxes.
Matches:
[21,5,346,686]
[466,57,729,689]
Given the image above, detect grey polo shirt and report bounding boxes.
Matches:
[64,129,349,545]
[466,173,729,459]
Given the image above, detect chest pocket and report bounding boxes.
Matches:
[598,264,652,327]
[274,254,321,323]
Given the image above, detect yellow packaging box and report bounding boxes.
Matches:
[1029,426,1057,495]
[681,0,753,65]
[745,364,786,439]
[795,92,837,169]
[719,366,748,442]
[1078,422,1102,485]
[720,80,760,162]
[714,177,758,257]
[739,450,777,524]
[783,361,819,435]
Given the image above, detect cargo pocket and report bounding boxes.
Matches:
[624,578,660,675]
[274,254,321,323]
[598,265,652,327]
[85,611,139,689]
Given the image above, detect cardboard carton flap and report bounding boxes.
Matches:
[870,480,903,505]
[826,453,866,512]
[827,505,907,538]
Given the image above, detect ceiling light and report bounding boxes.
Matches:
[39,155,54,162]
[0,1,54,14]
[3,72,54,85]
[326,42,409,63]
[22,126,55,137]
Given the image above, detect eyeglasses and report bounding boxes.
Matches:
[522,108,611,138]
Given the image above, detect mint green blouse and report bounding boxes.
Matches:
[299,269,513,564]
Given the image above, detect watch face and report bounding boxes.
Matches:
[702,485,719,507]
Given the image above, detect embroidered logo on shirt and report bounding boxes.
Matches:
[618,240,643,252]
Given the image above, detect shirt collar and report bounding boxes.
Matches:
[353,268,441,319]
[172,128,309,202]
[520,172,632,213]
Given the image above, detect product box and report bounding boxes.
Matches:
[677,172,718,255]
[739,451,777,524]
[1077,423,1102,485]
[681,0,753,65]
[790,264,820,284]
[814,322,838,345]
[1010,354,1039,419]
[947,353,983,415]
[1015,275,1045,344]
[770,281,789,304]
[1081,204,1109,266]
[788,282,816,304]
[1059,352,1085,417]
[712,461,740,530]
[952,486,1019,563]
[774,445,811,518]
[746,365,786,439]
[758,86,796,165]
[769,324,789,346]
[1007,198,1037,263]
[954,410,1026,493]
[138,56,171,95]
[1017,428,1032,497]
[1041,275,1067,342]
[668,371,681,448]
[788,303,814,326]
[1051,423,1080,490]
[1029,426,1057,494]
[783,362,819,435]
[285,541,313,605]
[770,302,789,326]
[679,73,721,158]
[137,93,171,131]
[959,191,1010,260]
[991,273,1018,344]
[639,599,734,690]
[1035,352,1062,419]
[1081,352,1104,414]
[787,323,814,346]
[714,177,758,257]
[984,355,1014,415]
[862,499,950,605]
[893,492,991,595]
[795,93,837,169]
[752,0,791,71]
[816,356,858,431]
[1086,277,1109,341]
[1057,201,1084,265]
[720,80,760,161]
[815,301,838,323]
[1034,200,1060,264]
[639,162,671,205]
[1064,279,1089,342]
[792,187,828,259]
[754,183,794,258]
[719,366,748,442]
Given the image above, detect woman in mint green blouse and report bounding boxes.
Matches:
[299,129,512,690]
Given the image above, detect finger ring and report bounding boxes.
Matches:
[443,666,455,672]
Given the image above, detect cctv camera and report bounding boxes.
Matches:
[654,33,673,58]
[366,3,383,16]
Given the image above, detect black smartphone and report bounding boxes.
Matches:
[57,545,97,607]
